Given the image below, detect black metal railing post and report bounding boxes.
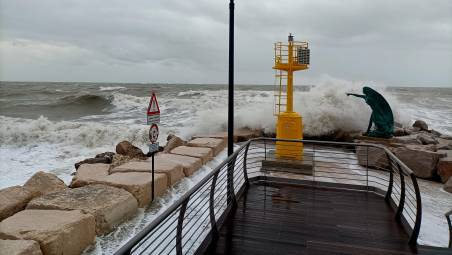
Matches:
[446,209,452,248]
[395,163,406,223]
[385,153,394,202]
[176,199,189,255]
[243,141,251,186]
[209,172,219,239]
[227,156,237,207]
[409,174,422,246]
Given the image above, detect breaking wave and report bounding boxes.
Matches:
[0,115,150,148]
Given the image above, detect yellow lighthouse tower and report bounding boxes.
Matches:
[273,33,310,159]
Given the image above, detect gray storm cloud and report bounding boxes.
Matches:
[0,0,451,85]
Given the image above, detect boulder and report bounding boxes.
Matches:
[430,130,442,137]
[417,133,438,145]
[96,172,167,207]
[444,177,452,193]
[0,239,42,255]
[115,141,146,159]
[170,146,213,164]
[70,163,109,188]
[163,135,185,153]
[0,210,95,255]
[95,151,115,159]
[392,145,445,178]
[111,160,184,186]
[23,171,67,198]
[435,138,452,150]
[393,127,406,137]
[70,164,167,207]
[437,157,452,183]
[412,120,428,131]
[392,135,421,145]
[355,145,389,170]
[155,153,202,176]
[187,137,226,156]
[75,157,111,170]
[110,154,133,169]
[27,184,138,234]
[0,186,34,221]
[440,134,452,140]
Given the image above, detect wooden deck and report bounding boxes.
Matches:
[207,182,439,255]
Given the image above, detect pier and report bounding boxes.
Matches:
[114,138,451,254]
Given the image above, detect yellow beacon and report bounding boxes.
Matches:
[273,33,310,159]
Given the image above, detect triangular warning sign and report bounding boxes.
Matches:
[147,92,160,115]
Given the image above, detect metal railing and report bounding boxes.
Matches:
[446,209,452,248]
[115,138,422,254]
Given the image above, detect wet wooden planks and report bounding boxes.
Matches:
[208,183,419,255]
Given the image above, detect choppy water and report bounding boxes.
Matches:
[0,81,451,251]
[1,81,451,188]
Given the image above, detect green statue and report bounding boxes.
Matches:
[347,86,394,138]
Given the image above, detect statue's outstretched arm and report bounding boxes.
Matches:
[346,93,366,99]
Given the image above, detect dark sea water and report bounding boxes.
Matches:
[1,81,451,252]
[1,81,451,188]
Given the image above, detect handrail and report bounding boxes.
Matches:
[115,138,423,254]
[446,209,452,248]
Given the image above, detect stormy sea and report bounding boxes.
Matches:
[1,80,451,252]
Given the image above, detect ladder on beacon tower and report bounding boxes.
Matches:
[273,33,310,159]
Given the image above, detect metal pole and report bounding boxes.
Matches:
[152,152,155,201]
[228,0,234,156]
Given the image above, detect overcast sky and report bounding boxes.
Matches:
[0,0,451,86]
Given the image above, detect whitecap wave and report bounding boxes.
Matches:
[99,86,126,91]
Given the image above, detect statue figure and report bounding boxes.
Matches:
[347,86,394,138]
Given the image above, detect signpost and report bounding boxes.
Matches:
[147,92,160,201]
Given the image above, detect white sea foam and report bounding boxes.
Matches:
[99,86,126,91]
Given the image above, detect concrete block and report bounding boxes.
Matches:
[170,146,213,164]
[27,184,138,234]
[0,210,95,255]
[0,186,33,221]
[0,239,42,255]
[187,138,226,156]
[156,153,202,176]
[111,160,184,186]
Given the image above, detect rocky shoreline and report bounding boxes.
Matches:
[0,129,261,255]
[1,124,451,254]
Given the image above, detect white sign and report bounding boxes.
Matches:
[149,124,159,144]
[147,92,160,154]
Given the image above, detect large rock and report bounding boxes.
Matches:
[155,153,202,176]
[0,210,95,255]
[355,145,389,170]
[110,154,133,169]
[0,239,42,255]
[0,186,34,221]
[70,164,110,188]
[23,171,67,198]
[444,177,452,194]
[27,184,138,234]
[75,157,111,170]
[187,138,226,156]
[417,133,438,145]
[436,138,452,150]
[437,157,452,183]
[412,120,428,131]
[70,164,167,207]
[163,135,185,153]
[111,160,184,186]
[392,135,421,145]
[116,141,146,159]
[170,146,213,164]
[97,172,167,207]
[392,145,446,178]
